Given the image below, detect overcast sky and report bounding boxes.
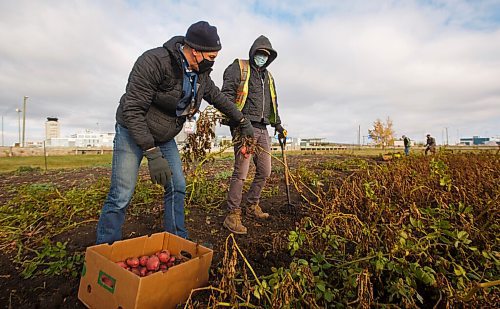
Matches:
[1,0,499,146]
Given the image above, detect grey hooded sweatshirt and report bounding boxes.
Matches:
[221,35,281,128]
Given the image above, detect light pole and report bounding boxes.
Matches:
[15,108,22,145]
[445,127,449,146]
[22,96,28,147]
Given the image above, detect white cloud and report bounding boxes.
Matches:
[0,0,499,147]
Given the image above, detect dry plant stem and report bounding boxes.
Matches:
[195,143,232,169]
[256,145,323,210]
[187,144,232,204]
[216,302,259,308]
[183,286,259,308]
[227,234,273,304]
[462,279,500,302]
[322,213,364,229]
[183,286,224,309]
[433,290,442,309]
[265,147,321,199]
[217,303,259,308]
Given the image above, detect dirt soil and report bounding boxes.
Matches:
[0,153,356,309]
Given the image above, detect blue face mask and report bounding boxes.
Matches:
[254,54,268,67]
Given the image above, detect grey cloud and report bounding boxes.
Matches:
[0,0,498,146]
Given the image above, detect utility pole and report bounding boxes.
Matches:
[22,96,28,147]
[1,116,3,146]
[445,127,449,146]
[15,108,22,145]
[358,125,361,147]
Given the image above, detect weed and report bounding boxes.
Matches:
[19,238,83,279]
[214,170,232,180]
[15,166,42,174]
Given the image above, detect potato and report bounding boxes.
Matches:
[139,266,148,277]
[157,250,170,263]
[115,261,128,269]
[240,146,250,158]
[139,255,149,267]
[146,255,160,271]
[166,256,175,267]
[130,268,141,276]
[126,257,140,268]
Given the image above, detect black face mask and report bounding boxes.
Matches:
[195,52,215,73]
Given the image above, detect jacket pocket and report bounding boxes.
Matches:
[146,105,184,143]
[152,91,178,115]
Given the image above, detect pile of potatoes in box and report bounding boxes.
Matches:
[115,250,188,277]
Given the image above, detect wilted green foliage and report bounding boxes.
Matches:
[281,153,499,307]
[207,153,499,308]
[0,175,163,278]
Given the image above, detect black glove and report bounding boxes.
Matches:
[144,147,172,186]
[238,118,254,138]
[274,124,287,137]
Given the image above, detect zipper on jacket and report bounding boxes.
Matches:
[260,73,265,121]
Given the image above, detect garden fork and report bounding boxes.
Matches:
[278,134,297,217]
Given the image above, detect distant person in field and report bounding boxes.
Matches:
[220,35,286,235]
[402,135,411,156]
[425,134,436,155]
[95,21,254,244]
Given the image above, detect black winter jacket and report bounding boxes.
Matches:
[116,36,244,151]
[221,35,281,127]
[426,136,436,147]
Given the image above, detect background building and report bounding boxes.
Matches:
[394,138,416,147]
[45,130,114,147]
[459,136,491,146]
[45,117,60,140]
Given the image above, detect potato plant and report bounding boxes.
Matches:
[0,174,164,280]
[196,153,499,308]
[284,153,499,307]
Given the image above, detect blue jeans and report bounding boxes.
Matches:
[96,123,187,244]
[404,146,410,156]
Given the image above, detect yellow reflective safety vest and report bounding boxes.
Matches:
[234,59,278,124]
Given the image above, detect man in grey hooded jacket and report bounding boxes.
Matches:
[221,35,286,234]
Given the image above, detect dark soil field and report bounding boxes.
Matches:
[0,154,335,309]
[0,152,498,308]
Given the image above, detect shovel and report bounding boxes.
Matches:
[278,134,296,217]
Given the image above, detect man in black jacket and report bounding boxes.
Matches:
[96,21,254,244]
[425,134,436,155]
[221,35,286,234]
[402,135,411,156]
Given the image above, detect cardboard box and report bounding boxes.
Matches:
[78,232,213,309]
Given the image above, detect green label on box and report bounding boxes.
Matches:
[97,270,116,294]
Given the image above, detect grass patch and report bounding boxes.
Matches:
[0,154,113,173]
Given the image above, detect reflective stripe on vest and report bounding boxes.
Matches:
[234,59,278,124]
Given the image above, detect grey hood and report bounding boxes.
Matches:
[249,35,277,69]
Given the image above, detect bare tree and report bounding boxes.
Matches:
[368,117,395,148]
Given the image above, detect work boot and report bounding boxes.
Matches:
[246,204,270,219]
[223,209,247,234]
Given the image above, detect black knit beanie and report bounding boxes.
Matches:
[184,21,222,52]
